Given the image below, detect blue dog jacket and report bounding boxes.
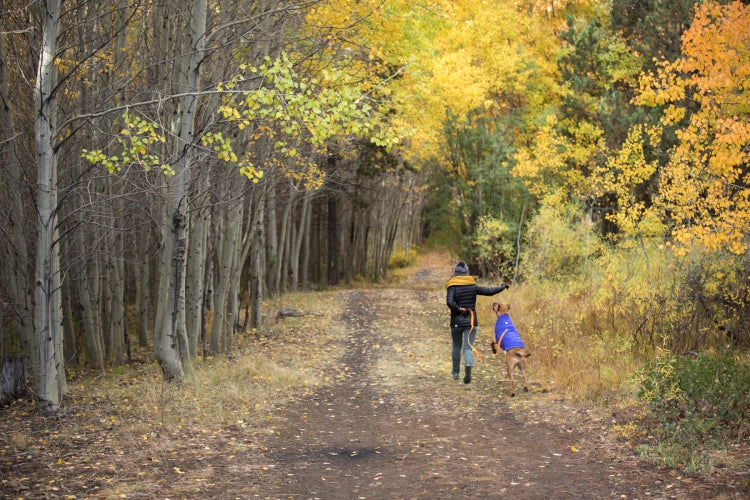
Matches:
[494,314,525,350]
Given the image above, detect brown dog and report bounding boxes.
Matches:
[490,303,530,396]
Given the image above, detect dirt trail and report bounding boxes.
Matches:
[244,262,733,499]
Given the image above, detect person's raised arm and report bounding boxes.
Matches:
[477,283,509,296]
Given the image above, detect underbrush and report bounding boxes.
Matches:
[388,244,419,270]
[503,277,749,475]
[635,353,749,473]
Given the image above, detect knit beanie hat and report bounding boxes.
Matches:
[454,261,469,276]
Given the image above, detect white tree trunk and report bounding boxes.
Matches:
[301,193,312,291]
[154,200,170,359]
[109,224,126,364]
[156,0,208,381]
[266,186,279,297]
[276,183,294,295]
[210,198,242,353]
[105,0,128,365]
[151,0,179,361]
[251,194,265,329]
[290,192,311,291]
[156,211,186,381]
[33,0,64,412]
[226,217,243,352]
[136,223,152,348]
[186,169,210,359]
[76,224,104,369]
[210,212,228,354]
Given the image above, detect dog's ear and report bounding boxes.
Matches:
[492,302,500,313]
[506,303,511,311]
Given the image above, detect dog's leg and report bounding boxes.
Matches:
[506,355,515,397]
[518,358,528,393]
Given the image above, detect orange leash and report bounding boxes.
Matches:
[466,309,485,362]
[493,329,508,361]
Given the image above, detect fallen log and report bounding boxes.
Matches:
[275,308,323,321]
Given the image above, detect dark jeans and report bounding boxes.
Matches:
[450,325,477,376]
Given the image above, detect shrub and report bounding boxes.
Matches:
[587,242,750,356]
[472,215,515,279]
[521,195,602,282]
[589,243,682,356]
[388,245,417,269]
[637,353,750,467]
[506,281,639,400]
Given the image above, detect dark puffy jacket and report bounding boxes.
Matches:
[446,280,507,328]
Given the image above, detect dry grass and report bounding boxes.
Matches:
[500,283,641,401]
[0,290,350,498]
[63,290,345,435]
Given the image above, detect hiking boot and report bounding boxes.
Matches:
[490,341,497,355]
[463,366,472,384]
[452,373,459,380]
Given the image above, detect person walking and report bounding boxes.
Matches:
[445,261,508,383]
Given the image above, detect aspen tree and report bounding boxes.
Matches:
[33,0,64,412]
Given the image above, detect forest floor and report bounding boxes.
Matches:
[1,250,748,499]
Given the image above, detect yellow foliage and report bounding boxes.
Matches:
[512,115,569,197]
[512,114,600,200]
[473,215,514,278]
[81,113,167,174]
[636,1,750,255]
[594,124,663,239]
[522,193,603,281]
[363,0,560,166]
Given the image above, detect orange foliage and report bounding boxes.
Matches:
[637,1,750,255]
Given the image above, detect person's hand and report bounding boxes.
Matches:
[500,283,509,291]
[460,307,467,313]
